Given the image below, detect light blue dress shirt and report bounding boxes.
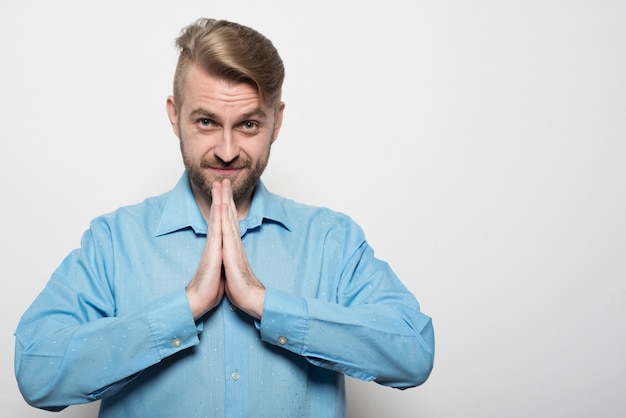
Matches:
[15,173,434,417]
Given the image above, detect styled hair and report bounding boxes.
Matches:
[173,18,285,108]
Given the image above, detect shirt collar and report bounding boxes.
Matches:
[243,180,292,233]
[155,173,207,236]
[155,172,291,237]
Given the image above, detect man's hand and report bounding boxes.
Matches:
[186,179,265,320]
[218,179,265,319]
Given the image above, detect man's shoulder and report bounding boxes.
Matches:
[266,190,358,231]
[90,189,171,228]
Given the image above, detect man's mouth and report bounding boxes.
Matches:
[211,167,240,175]
[205,164,247,176]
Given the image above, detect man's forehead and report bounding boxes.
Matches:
[181,73,267,112]
[184,65,256,95]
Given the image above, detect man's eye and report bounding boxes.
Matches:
[242,121,258,130]
[198,118,213,127]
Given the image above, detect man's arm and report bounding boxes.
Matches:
[258,231,435,388]
[14,227,199,411]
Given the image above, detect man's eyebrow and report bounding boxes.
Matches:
[188,108,218,120]
[241,108,267,120]
[188,107,268,121]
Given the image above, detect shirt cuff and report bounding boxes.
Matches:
[146,288,200,359]
[258,288,308,354]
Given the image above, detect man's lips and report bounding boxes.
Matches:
[212,168,239,175]
[206,166,245,176]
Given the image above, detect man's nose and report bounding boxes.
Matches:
[214,130,239,163]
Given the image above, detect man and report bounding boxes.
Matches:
[15,18,434,417]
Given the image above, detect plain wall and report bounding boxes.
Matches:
[1,1,625,417]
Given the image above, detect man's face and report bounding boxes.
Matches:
[166,64,284,212]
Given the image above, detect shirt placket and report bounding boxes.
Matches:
[222,222,251,417]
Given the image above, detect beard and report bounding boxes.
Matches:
[181,143,271,205]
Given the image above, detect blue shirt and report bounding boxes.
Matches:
[15,173,434,418]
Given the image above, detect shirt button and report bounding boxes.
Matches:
[172,338,182,348]
[231,372,240,381]
[229,304,237,311]
[277,336,288,345]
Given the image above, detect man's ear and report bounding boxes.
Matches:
[166,96,181,138]
[271,102,285,144]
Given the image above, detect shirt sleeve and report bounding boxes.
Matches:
[14,225,200,411]
[259,227,435,389]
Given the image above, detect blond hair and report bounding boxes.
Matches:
[173,18,284,108]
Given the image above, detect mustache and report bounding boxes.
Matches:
[200,157,249,170]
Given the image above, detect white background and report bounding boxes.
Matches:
[1,1,625,417]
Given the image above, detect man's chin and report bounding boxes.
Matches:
[205,178,255,202]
